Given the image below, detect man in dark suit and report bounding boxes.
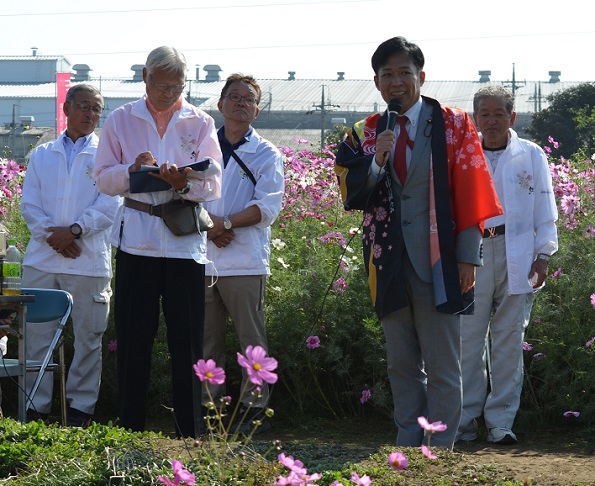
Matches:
[335,36,502,449]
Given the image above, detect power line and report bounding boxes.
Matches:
[0,0,379,17]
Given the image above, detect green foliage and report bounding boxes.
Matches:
[518,148,595,433]
[528,82,595,156]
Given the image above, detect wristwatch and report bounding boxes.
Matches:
[69,223,82,239]
[223,216,233,230]
[537,253,550,262]
[175,180,191,195]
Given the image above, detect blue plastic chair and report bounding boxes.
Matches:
[0,288,73,424]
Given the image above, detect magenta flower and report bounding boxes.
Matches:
[360,389,371,404]
[193,358,225,385]
[586,337,595,347]
[237,345,278,385]
[522,342,533,351]
[533,352,546,360]
[350,471,372,485]
[388,451,409,470]
[278,453,307,475]
[421,445,437,459]
[563,411,580,418]
[107,339,117,352]
[333,277,348,292]
[158,459,195,485]
[551,267,562,279]
[306,335,321,349]
[417,416,448,433]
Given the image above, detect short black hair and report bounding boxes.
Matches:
[371,37,424,75]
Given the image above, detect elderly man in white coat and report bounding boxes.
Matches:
[457,86,558,445]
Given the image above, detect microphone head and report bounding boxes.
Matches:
[388,99,403,114]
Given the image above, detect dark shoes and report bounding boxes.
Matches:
[66,407,92,428]
[487,427,518,445]
[230,406,271,435]
[26,408,48,423]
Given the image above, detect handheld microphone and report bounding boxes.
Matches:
[386,98,403,132]
[382,98,403,162]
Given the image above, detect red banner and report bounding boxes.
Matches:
[56,72,71,135]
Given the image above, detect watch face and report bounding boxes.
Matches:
[223,218,232,229]
[71,225,81,235]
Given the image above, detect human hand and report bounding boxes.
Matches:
[206,216,235,247]
[129,151,158,173]
[149,162,190,191]
[528,259,548,288]
[46,227,79,256]
[458,262,476,294]
[375,129,396,166]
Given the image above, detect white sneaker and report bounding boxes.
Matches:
[487,427,517,445]
[455,419,478,442]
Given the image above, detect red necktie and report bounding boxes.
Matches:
[394,116,413,184]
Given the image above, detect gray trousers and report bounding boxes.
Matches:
[382,255,462,449]
[203,275,269,409]
[460,235,534,432]
[22,266,111,415]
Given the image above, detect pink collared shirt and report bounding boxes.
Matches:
[146,97,183,138]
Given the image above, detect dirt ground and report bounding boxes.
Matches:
[155,415,595,485]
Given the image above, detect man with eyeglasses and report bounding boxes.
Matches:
[20,84,119,427]
[94,46,222,438]
[201,73,284,435]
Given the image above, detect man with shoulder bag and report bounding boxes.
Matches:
[201,74,284,435]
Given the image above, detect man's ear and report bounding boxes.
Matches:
[63,101,71,117]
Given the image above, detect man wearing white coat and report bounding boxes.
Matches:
[457,86,558,445]
[20,84,119,427]
[202,74,284,434]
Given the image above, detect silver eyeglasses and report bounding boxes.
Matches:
[149,76,186,94]
[224,93,258,106]
[74,101,103,116]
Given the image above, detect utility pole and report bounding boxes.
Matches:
[311,85,339,150]
[504,63,525,98]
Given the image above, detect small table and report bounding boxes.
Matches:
[0,293,36,421]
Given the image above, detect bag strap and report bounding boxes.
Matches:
[229,151,257,186]
[123,197,164,216]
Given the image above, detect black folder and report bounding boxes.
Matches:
[129,159,211,193]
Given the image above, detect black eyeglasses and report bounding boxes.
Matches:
[224,93,258,106]
[149,76,186,94]
[73,101,103,116]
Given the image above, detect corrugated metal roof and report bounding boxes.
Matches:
[0,77,588,114]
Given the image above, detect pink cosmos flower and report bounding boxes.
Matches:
[417,416,448,433]
[158,459,195,485]
[350,471,372,485]
[533,352,546,360]
[421,445,437,459]
[360,389,371,404]
[563,411,580,418]
[331,482,345,486]
[237,345,278,386]
[333,277,348,292]
[193,359,225,385]
[278,453,307,475]
[522,342,533,351]
[586,337,595,347]
[551,267,562,279]
[107,339,117,352]
[388,451,409,470]
[591,294,595,310]
[306,335,321,349]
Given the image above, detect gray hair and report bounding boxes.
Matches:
[145,46,186,78]
[473,86,515,114]
[66,84,103,106]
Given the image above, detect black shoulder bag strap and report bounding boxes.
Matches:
[229,151,257,186]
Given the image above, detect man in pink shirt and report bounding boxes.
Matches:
[94,46,222,437]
